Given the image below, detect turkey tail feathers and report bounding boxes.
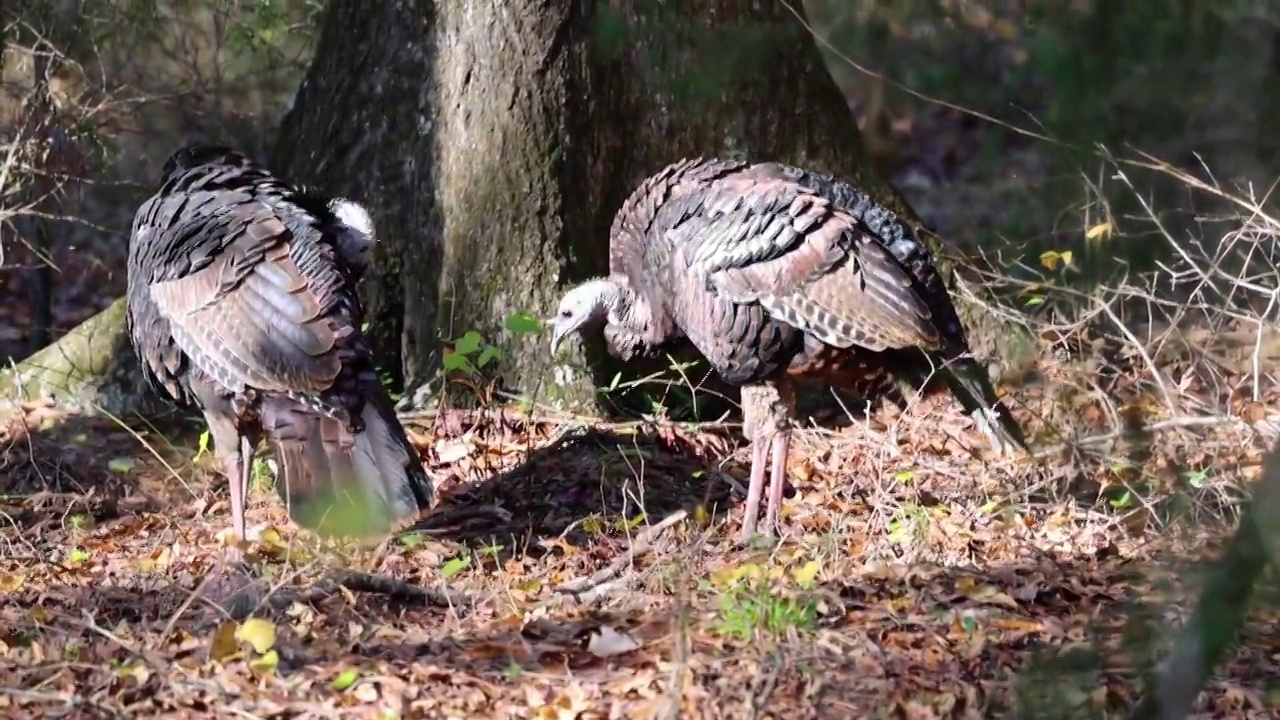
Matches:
[940,357,1027,455]
[261,393,433,537]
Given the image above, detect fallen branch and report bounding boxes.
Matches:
[556,508,688,597]
[0,298,164,418]
[222,569,472,620]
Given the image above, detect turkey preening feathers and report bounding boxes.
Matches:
[550,158,1026,541]
[126,143,434,541]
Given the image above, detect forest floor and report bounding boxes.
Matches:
[4,341,1280,719]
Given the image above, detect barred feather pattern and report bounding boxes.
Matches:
[598,157,1023,444]
[125,144,432,536]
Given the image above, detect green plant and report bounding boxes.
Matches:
[706,560,821,642]
[442,312,542,377]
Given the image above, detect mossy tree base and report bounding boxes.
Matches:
[0,297,169,419]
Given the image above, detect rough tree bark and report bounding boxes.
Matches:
[0,0,1006,421]
[270,0,963,416]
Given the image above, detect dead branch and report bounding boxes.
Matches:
[222,569,473,621]
[555,508,689,597]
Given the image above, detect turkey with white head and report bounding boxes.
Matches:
[549,157,1026,542]
[126,143,434,546]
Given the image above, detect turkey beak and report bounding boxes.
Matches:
[549,321,568,355]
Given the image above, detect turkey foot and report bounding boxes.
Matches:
[202,439,259,606]
[737,380,797,543]
[736,430,793,543]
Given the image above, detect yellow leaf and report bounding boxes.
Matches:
[736,562,764,583]
[118,661,150,685]
[1059,250,1074,267]
[693,504,710,527]
[1085,222,1112,241]
[236,617,276,654]
[209,621,240,662]
[249,649,279,674]
[791,560,821,587]
[710,566,738,587]
[256,526,286,549]
[1038,250,1062,271]
[0,573,25,593]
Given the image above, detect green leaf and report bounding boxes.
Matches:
[398,532,426,549]
[249,648,279,674]
[442,350,474,374]
[196,430,211,459]
[504,312,542,335]
[440,555,471,579]
[476,345,500,369]
[107,457,136,474]
[332,667,360,691]
[1182,469,1209,488]
[1024,295,1046,307]
[454,330,484,355]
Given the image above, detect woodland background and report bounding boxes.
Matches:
[3,2,1280,718]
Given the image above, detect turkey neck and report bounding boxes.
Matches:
[596,279,650,334]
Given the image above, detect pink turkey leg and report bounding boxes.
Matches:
[763,430,790,536]
[738,438,770,543]
[226,435,252,543]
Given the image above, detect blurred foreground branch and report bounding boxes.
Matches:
[1128,439,1280,720]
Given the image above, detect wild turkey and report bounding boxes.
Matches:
[126,143,434,545]
[548,157,1026,542]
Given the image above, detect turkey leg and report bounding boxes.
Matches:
[763,430,791,535]
[738,436,770,542]
[224,434,253,542]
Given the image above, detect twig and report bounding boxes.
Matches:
[748,650,785,720]
[224,569,471,620]
[402,503,514,536]
[556,509,688,596]
[398,404,741,434]
[1032,415,1245,459]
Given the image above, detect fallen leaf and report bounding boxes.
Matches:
[107,457,136,474]
[249,649,279,675]
[435,438,473,464]
[791,559,821,587]
[236,617,276,654]
[0,573,26,593]
[117,661,150,685]
[332,667,360,691]
[209,621,239,663]
[585,625,640,658]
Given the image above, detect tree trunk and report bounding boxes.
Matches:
[1,0,1011,422]
[271,0,962,417]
